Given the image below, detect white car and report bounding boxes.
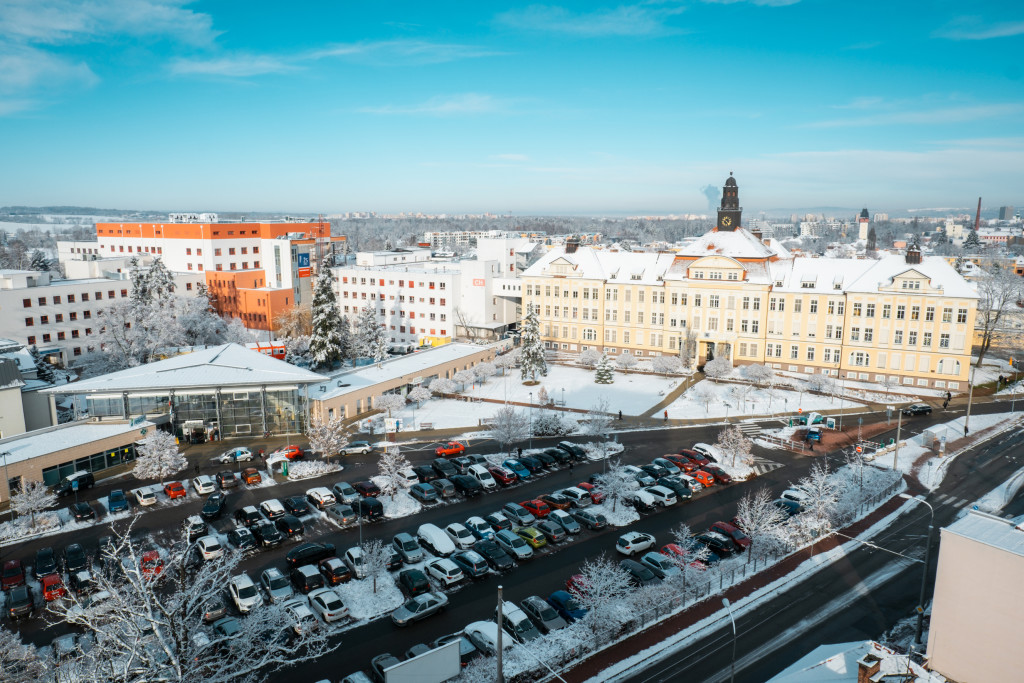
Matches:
[132,486,157,506]
[282,597,318,635]
[444,523,476,550]
[467,464,497,489]
[195,535,223,561]
[426,558,464,586]
[343,547,366,579]
[677,474,703,493]
[396,468,419,488]
[645,485,678,507]
[465,516,494,540]
[260,498,286,520]
[305,487,337,510]
[228,574,263,613]
[260,567,294,603]
[191,475,216,495]
[559,487,592,509]
[780,488,811,505]
[308,587,348,623]
[343,441,373,455]
[616,531,655,557]
[216,447,253,464]
[464,621,515,656]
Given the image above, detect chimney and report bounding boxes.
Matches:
[857,653,882,683]
[751,229,763,241]
[905,244,921,264]
[565,236,580,254]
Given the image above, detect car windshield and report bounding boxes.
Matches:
[238,585,257,599]
[205,542,221,551]
[510,537,526,548]
[401,540,417,550]
[268,575,289,590]
[3,564,20,577]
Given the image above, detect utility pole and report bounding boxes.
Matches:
[964,364,977,435]
[496,585,505,683]
[893,408,903,472]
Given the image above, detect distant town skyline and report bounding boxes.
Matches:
[0,1,1021,213]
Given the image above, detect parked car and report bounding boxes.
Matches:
[353,497,384,520]
[270,445,304,460]
[309,586,349,622]
[241,467,262,485]
[696,531,738,557]
[60,543,88,575]
[620,558,661,587]
[283,495,311,516]
[343,547,366,579]
[444,523,477,550]
[641,463,670,480]
[332,481,360,504]
[494,529,534,560]
[253,521,284,547]
[533,451,557,469]
[275,514,304,539]
[418,523,457,557]
[521,594,567,633]
[395,468,419,488]
[286,542,336,569]
[451,550,490,579]
[538,493,572,511]
[305,487,336,510]
[617,531,656,556]
[690,469,715,488]
[514,526,548,549]
[227,527,257,551]
[465,516,495,541]
[392,591,449,627]
[535,519,568,544]
[54,470,95,497]
[291,564,325,594]
[467,464,497,489]
[318,556,352,585]
[773,498,803,517]
[107,489,130,513]
[260,498,286,520]
[627,488,658,513]
[370,653,402,682]
[344,441,373,455]
[450,474,483,498]
[518,455,543,474]
[571,509,608,530]
[435,442,465,457]
[677,473,704,493]
[639,551,682,579]
[260,567,294,603]
[547,590,587,622]
[398,568,431,597]
[496,600,542,643]
[488,465,517,486]
[521,499,552,518]
[556,441,587,461]
[663,453,698,472]
[164,481,187,499]
[678,448,710,466]
[652,457,682,476]
[430,633,482,667]
[34,547,58,578]
[432,457,459,479]
[576,481,605,505]
[216,447,253,464]
[502,459,530,480]
[464,621,515,656]
[216,471,238,489]
[183,515,208,543]
[200,491,227,520]
[412,465,438,483]
[473,539,515,571]
[325,503,357,527]
[902,403,932,416]
[543,448,572,466]
[484,511,513,532]
[559,487,592,509]
[691,443,722,463]
[228,574,263,612]
[195,536,223,561]
[431,478,457,499]
[645,485,678,507]
[41,574,66,602]
[656,476,693,500]
[393,533,426,564]
[426,558,464,586]
[710,521,751,552]
[409,482,439,504]
[502,502,536,526]
[2,559,26,590]
[548,509,582,534]
[282,597,319,635]
[7,584,33,620]
[701,464,732,484]
[70,501,96,522]
[233,505,261,528]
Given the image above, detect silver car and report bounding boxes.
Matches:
[392,533,425,564]
[331,481,360,505]
[520,595,567,633]
[260,567,294,603]
[391,591,449,627]
[548,509,582,535]
[494,529,534,560]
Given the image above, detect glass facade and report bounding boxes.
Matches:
[41,444,137,486]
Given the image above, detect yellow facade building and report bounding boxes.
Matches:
[522,176,978,390]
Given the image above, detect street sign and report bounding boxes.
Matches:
[140,428,147,436]
[887,405,896,411]
[71,479,79,491]
[855,445,862,453]
[798,408,803,414]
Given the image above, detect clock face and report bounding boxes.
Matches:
[721,216,732,227]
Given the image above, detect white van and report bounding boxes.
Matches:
[645,485,678,507]
[467,464,497,490]
[692,443,724,463]
[417,523,456,557]
[396,468,419,488]
[132,486,157,506]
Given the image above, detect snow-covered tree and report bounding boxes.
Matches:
[568,555,633,632]
[582,397,614,461]
[29,249,50,272]
[593,462,637,512]
[578,348,601,368]
[360,539,393,594]
[974,266,1024,366]
[594,353,614,384]
[714,425,753,467]
[454,369,476,390]
[429,377,457,396]
[963,228,981,250]
[354,304,389,368]
[519,305,547,383]
[490,404,531,455]
[305,415,351,458]
[652,355,683,374]
[615,352,637,370]
[308,260,343,370]
[29,344,56,383]
[273,306,312,337]
[537,386,550,406]
[133,430,188,485]
[10,480,56,530]
[703,357,732,381]
[953,254,965,274]
[691,382,716,413]
[679,328,697,368]
[797,462,840,535]
[805,372,836,395]
[46,521,338,682]
[282,334,312,366]
[734,488,788,554]
[376,445,411,500]
[0,622,45,682]
[494,348,520,375]
[144,258,176,303]
[532,410,577,436]
[741,363,775,387]
[374,393,406,418]
[408,385,432,406]
[337,314,354,365]
[473,362,495,383]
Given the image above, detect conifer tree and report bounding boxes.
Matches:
[337,314,354,365]
[963,229,981,250]
[308,259,343,370]
[29,250,50,272]
[594,352,614,384]
[30,345,56,384]
[519,304,547,383]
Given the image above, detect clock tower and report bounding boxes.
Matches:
[716,172,742,232]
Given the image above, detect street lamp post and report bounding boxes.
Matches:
[899,494,935,645]
[528,393,533,451]
[722,598,737,683]
[964,364,977,436]
[1,451,11,520]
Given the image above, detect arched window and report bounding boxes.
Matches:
[937,358,961,375]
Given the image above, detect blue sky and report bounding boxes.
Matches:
[1,0,1022,214]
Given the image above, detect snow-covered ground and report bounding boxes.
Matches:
[665,379,862,419]
[334,577,405,622]
[971,465,1024,514]
[391,397,506,430]
[286,460,342,481]
[465,365,682,415]
[589,502,639,527]
[368,482,423,519]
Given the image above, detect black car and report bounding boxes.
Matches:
[695,531,738,557]
[201,491,227,520]
[518,456,543,473]
[483,512,513,532]
[284,496,311,517]
[216,471,238,489]
[640,464,670,480]
[285,542,336,568]
[450,474,483,497]
[556,441,587,461]
[412,465,438,483]
[432,458,458,479]
[451,456,473,474]
[371,653,402,683]
[902,403,932,416]
[353,480,382,498]
[533,451,557,469]
[7,584,33,620]
[275,514,305,539]
[398,568,431,597]
[62,543,89,574]
[70,501,96,522]
[657,476,693,500]
[34,547,57,579]
[54,471,95,498]
[353,497,384,520]
[473,539,515,571]
[544,448,571,465]
[620,559,661,587]
[227,527,257,551]
[253,521,284,547]
[386,547,403,571]
[233,506,262,528]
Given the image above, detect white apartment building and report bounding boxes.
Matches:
[355,248,432,267]
[422,229,516,249]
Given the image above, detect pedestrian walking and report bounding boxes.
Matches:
[618,410,622,421]
[517,446,523,458]
[663,410,668,421]
[194,461,200,476]
[964,425,969,437]
[569,460,574,476]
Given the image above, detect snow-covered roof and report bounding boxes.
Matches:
[0,348,35,373]
[523,247,675,284]
[0,420,156,466]
[944,509,1024,558]
[676,228,780,260]
[43,344,327,395]
[318,342,491,401]
[0,358,25,390]
[767,640,940,682]
[769,255,978,299]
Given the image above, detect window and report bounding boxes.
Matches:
[38,297,46,306]
[55,314,63,323]
[806,347,815,361]
[923,332,932,347]
[794,299,802,313]
[824,348,832,363]
[850,327,860,341]
[837,302,844,315]
[835,326,842,340]
[82,293,89,301]
[850,352,870,366]
[940,333,950,348]
[942,307,953,323]
[694,294,702,307]
[894,330,903,344]
[42,334,50,343]
[853,303,862,316]
[790,345,799,359]
[911,306,920,321]
[828,301,835,315]
[24,317,33,327]
[742,296,750,310]
[752,298,760,311]
[22,298,30,308]
[866,303,875,317]
[908,331,917,345]
[882,304,891,319]
[810,299,818,314]
[925,306,935,322]
[709,295,720,308]
[40,315,49,324]
[896,305,905,320]
[864,328,873,342]
[215,248,222,256]
[957,308,968,323]
[27,335,35,345]
[70,312,77,321]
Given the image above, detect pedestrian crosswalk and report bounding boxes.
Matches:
[749,456,784,477]
[932,493,973,509]
[737,422,762,437]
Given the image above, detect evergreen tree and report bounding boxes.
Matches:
[354,304,389,367]
[308,259,343,370]
[145,258,176,303]
[29,250,49,272]
[954,254,965,273]
[337,314,354,365]
[519,304,547,383]
[29,345,56,384]
[128,257,148,304]
[384,237,394,250]
[932,225,948,245]
[594,352,614,384]
[963,229,981,250]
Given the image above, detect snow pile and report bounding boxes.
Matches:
[972,465,1024,514]
[581,440,625,461]
[334,577,405,622]
[285,460,342,481]
[589,502,639,527]
[369,482,423,519]
[0,511,62,543]
[718,459,756,482]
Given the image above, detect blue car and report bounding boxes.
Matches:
[547,590,587,622]
[107,489,130,513]
[502,459,530,481]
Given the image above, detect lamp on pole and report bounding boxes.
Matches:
[964,364,977,436]
[1,451,12,520]
[722,598,737,683]
[496,584,506,683]
[898,493,935,645]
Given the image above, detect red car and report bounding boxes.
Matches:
[435,442,466,457]
[710,522,751,551]
[678,448,709,466]
[164,481,186,499]
[702,464,732,484]
[566,573,591,597]
[41,574,66,602]
[663,454,698,473]
[660,543,709,571]
[2,559,25,590]
[538,493,572,511]
[691,470,715,488]
[241,467,262,485]
[141,550,164,577]
[274,445,304,460]
[576,482,604,505]
[487,465,517,486]
[520,499,551,518]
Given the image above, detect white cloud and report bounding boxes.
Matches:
[0,46,97,93]
[934,17,1024,40]
[496,3,687,37]
[308,40,505,65]
[169,55,294,78]
[359,94,507,116]
[701,0,800,6]
[805,103,1024,128]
